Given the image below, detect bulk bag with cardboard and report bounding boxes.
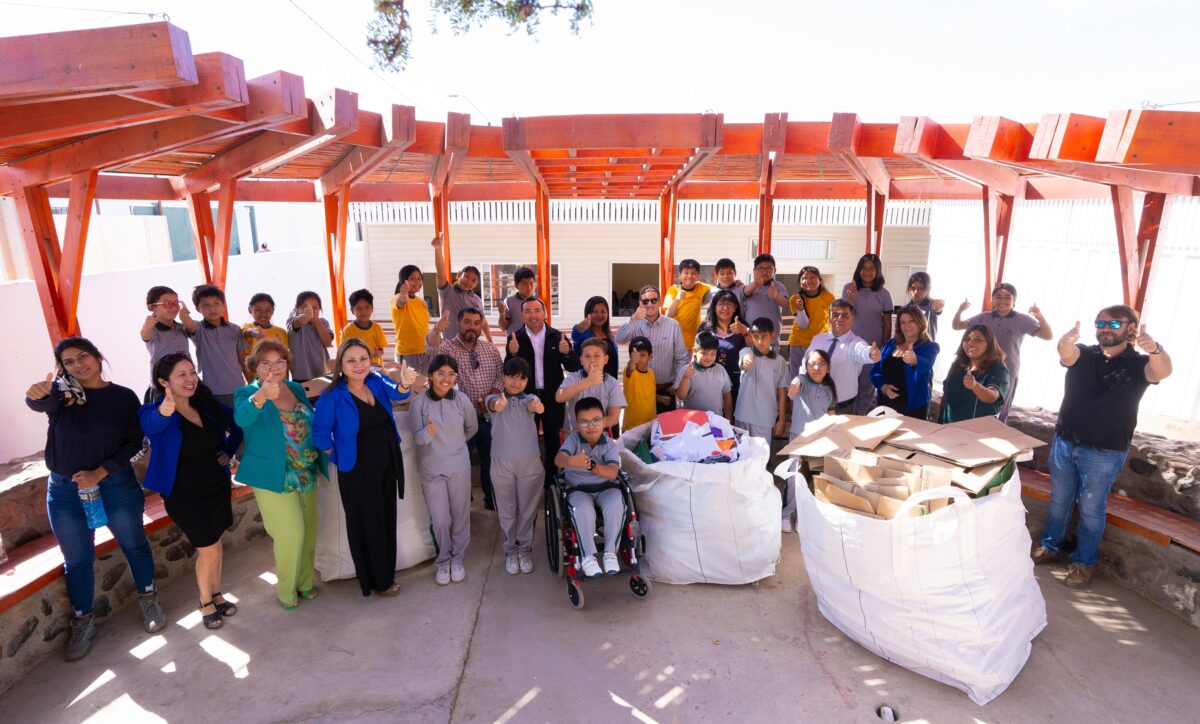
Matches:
[617,420,781,585]
[314,405,436,580]
[781,457,1046,705]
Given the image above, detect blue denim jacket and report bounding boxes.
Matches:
[311,372,411,473]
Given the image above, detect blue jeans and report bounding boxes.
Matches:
[46,468,157,616]
[1041,434,1128,566]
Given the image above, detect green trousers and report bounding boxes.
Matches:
[253,487,318,606]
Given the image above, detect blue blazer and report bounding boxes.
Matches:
[869,338,940,410]
[139,399,243,496]
[233,380,328,492]
[312,372,411,473]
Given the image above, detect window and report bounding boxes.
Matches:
[611,263,659,316]
[480,263,560,316]
[773,238,837,261]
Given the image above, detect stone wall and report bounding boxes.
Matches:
[0,456,50,558]
[0,492,266,696]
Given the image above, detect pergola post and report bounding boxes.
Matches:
[1111,186,1171,313]
[534,183,552,322]
[432,186,451,274]
[58,169,99,338]
[659,187,678,292]
[866,187,886,255]
[323,186,351,339]
[981,187,1015,310]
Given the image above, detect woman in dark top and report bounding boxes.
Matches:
[312,339,417,598]
[699,289,748,404]
[140,353,242,630]
[940,324,1011,422]
[25,337,163,661]
[571,296,619,378]
[870,305,940,419]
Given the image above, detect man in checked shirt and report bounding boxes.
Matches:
[614,285,690,413]
[426,307,504,509]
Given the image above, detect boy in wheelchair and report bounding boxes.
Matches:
[553,396,624,578]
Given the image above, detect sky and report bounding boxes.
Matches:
[3,0,1198,125]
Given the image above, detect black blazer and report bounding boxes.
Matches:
[506,324,580,395]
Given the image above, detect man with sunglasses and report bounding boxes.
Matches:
[426,307,503,509]
[615,285,690,413]
[1034,305,1172,589]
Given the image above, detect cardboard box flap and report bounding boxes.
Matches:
[886,416,944,443]
[877,495,925,519]
[816,475,878,515]
[942,415,1047,450]
[781,415,904,457]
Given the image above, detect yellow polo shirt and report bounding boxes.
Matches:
[391,295,429,357]
[622,367,658,430]
[240,323,290,360]
[663,281,711,348]
[341,321,388,366]
[788,290,835,347]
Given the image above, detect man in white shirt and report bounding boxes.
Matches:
[807,299,881,413]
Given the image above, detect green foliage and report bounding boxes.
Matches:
[367,0,594,72]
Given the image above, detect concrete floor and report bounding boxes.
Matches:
[3,499,1199,724]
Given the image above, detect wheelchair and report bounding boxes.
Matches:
[543,469,651,610]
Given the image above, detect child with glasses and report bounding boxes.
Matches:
[555,396,624,578]
[140,285,193,379]
[675,331,733,419]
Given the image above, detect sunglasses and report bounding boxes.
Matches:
[152,301,181,309]
[469,349,480,370]
[1095,320,1128,330]
[640,297,660,305]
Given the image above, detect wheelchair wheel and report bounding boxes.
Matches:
[567,579,586,610]
[544,486,565,578]
[629,574,651,599]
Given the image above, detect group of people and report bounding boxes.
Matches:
[23,237,1173,664]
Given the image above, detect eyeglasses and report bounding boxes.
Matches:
[806,360,828,368]
[1095,320,1127,330]
[469,349,480,370]
[152,301,180,309]
[640,297,659,305]
[256,360,288,369]
[578,418,605,429]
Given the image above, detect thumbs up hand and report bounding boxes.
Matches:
[1060,321,1081,348]
[558,334,571,355]
[869,342,881,362]
[492,395,508,413]
[398,359,417,388]
[1135,323,1158,354]
[508,333,519,355]
[160,386,177,416]
[426,419,438,437]
[527,396,545,414]
[27,372,54,400]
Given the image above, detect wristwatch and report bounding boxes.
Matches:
[586,458,596,471]
[1151,343,1164,355]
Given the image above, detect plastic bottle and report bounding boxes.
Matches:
[78,486,108,529]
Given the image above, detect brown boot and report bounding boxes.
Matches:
[1063,563,1093,589]
[1031,546,1063,565]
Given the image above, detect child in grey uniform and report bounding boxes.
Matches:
[674,331,733,419]
[783,347,838,532]
[557,338,626,434]
[487,358,546,575]
[554,397,624,578]
[734,318,789,442]
[412,354,479,585]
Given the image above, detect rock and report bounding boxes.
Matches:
[40,599,51,617]
[92,595,111,619]
[155,527,182,547]
[5,618,38,658]
[164,544,185,562]
[41,622,66,643]
[244,526,267,542]
[113,579,135,604]
[154,563,169,580]
[100,562,128,591]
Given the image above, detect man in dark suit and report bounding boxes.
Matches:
[505,297,580,475]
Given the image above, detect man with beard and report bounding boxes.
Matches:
[426,307,504,509]
[1033,305,1172,588]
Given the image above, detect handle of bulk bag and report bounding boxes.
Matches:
[866,406,901,418]
[891,486,980,578]
[772,457,802,481]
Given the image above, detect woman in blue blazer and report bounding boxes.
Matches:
[870,305,940,419]
[312,339,417,598]
[234,339,328,610]
[140,353,242,630]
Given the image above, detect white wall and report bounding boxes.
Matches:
[1,245,366,463]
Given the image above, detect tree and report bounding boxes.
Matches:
[368,1,595,72]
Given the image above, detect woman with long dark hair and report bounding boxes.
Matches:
[571,295,619,378]
[698,289,748,404]
[25,337,162,660]
[842,253,894,413]
[140,353,242,630]
[870,305,940,419]
[787,265,835,381]
[939,324,1011,422]
[312,338,417,597]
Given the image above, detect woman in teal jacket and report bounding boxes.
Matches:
[234,339,328,610]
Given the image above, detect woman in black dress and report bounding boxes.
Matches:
[312,339,417,597]
[140,353,243,629]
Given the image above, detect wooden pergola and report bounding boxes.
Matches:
[3,22,1197,345]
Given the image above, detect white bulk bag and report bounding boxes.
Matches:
[315,405,436,580]
[618,422,781,585]
[781,459,1045,705]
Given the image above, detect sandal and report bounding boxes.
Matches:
[298,588,320,601]
[199,600,223,630]
[212,592,237,617]
[280,599,299,611]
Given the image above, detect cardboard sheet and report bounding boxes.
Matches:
[780,415,904,457]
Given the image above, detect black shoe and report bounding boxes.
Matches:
[484,498,496,511]
[65,615,96,661]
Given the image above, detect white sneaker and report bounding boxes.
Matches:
[450,561,466,583]
[505,554,520,575]
[435,564,451,586]
[781,517,793,533]
[518,553,534,574]
[579,555,602,578]
[602,551,620,575]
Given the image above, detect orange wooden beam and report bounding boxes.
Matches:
[831,113,891,254]
[895,116,1023,196]
[504,114,723,151]
[659,190,676,293]
[1097,109,1200,166]
[1111,187,1171,312]
[323,187,351,337]
[318,105,416,194]
[667,113,724,186]
[210,180,237,289]
[186,190,217,286]
[348,183,430,202]
[180,88,358,194]
[448,182,535,202]
[57,170,99,337]
[1030,112,1107,162]
[756,113,786,255]
[0,22,196,105]
[981,188,1015,310]
[534,184,552,321]
[12,185,69,342]
[0,53,246,150]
